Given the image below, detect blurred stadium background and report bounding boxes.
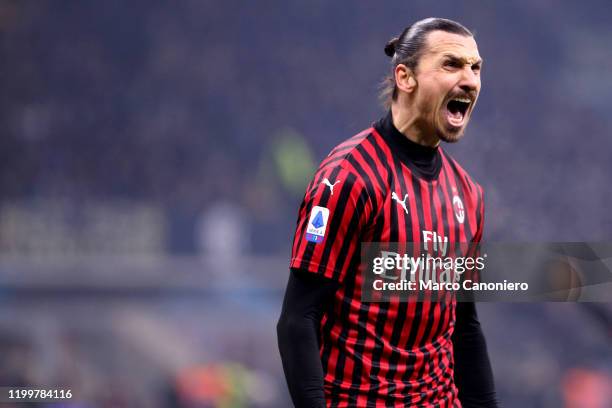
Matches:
[0,1,611,407]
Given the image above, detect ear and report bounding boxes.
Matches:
[394,64,417,94]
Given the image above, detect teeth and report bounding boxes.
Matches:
[452,98,471,103]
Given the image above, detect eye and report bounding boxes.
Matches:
[471,64,481,74]
[443,59,461,69]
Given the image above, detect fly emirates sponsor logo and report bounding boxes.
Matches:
[370,231,529,293]
[371,230,484,286]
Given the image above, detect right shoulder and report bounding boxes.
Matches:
[318,128,372,174]
[301,127,389,226]
[311,127,388,200]
[316,127,386,184]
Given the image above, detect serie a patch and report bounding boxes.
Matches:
[305,206,330,243]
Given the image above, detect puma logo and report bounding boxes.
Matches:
[391,192,409,215]
[322,178,341,195]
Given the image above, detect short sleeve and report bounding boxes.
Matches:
[290,165,371,283]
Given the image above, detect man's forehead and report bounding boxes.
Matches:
[423,31,481,62]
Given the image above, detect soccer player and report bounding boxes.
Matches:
[277,18,498,407]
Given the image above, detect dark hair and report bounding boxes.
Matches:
[380,18,473,107]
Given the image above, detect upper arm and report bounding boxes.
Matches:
[289,165,372,283]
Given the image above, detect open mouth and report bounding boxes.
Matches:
[445,97,471,128]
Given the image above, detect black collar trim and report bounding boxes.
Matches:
[373,111,442,181]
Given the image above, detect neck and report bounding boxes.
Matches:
[391,102,440,148]
[373,111,442,181]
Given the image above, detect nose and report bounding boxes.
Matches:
[459,67,480,94]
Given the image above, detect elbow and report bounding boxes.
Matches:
[276,312,294,347]
[276,315,297,360]
[276,314,287,341]
[277,314,299,341]
[277,314,314,347]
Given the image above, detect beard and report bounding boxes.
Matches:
[437,126,465,143]
[436,119,467,143]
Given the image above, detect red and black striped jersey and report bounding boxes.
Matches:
[290,112,485,407]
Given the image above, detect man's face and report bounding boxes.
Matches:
[409,31,482,143]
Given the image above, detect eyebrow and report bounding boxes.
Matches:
[442,53,483,66]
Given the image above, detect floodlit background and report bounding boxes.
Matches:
[0,1,611,407]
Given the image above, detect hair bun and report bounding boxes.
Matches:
[384,37,399,57]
